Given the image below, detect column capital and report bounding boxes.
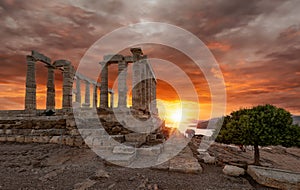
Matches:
[26,55,37,62]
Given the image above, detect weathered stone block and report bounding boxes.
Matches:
[223,165,245,177]
[24,136,33,143]
[65,137,74,146]
[73,137,84,147]
[0,129,4,134]
[5,129,12,135]
[69,129,79,136]
[247,165,300,190]
[66,119,76,128]
[15,135,25,143]
[137,146,162,156]
[0,136,7,142]
[6,136,16,142]
[113,145,136,154]
[125,133,147,143]
[111,135,125,143]
[50,136,61,144]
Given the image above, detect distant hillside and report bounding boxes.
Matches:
[292,115,300,125]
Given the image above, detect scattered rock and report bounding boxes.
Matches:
[91,169,110,179]
[202,154,216,164]
[223,165,245,177]
[107,183,116,189]
[74,179,96,190]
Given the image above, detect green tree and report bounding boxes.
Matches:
[216,104,300,165]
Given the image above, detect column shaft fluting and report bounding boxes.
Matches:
[46,65,55,110]
[75,78,81,105]
[100,62,109,108]
[93,84,97,108]
[25,55,37,110]
[118,61,127,108]
[83,80,90,107]
[62,64,74,109]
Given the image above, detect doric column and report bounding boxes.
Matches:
[93,83,98,108]
[100,62,109,108]
[151,79,157,113]
[62,63,74,109]
[110,91,114,108]
[75,77,81,105]
[140,58,147,110]
[46,65,55,110]
[25,55,37,110]
[131,48,143,110]
[146,69,151,111]
[82,80,90,107]
[118,60,128,108]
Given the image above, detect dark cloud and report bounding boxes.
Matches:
[0,0,300,117]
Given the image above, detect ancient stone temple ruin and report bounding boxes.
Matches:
[24,48,157,114]
[0,48,166,166]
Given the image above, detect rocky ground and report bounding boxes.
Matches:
[0,142,277,190]
[2,132,298,190]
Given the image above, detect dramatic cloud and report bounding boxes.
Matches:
[0,0,300,118]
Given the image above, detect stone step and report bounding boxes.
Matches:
[137,145,163,156]
[106,153,136,167]
[113,145,136,154]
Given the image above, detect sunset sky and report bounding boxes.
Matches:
[0,0,300,120]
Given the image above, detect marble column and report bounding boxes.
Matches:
[62,63,74,109]
[46,65,55,110]
[152,79,157,113]
[25,55,37,110]
[118,60,127,108]
[82,80,90,107]
[140,59,147,110]
[146,69,151,111]
[131,48,143,110]
[75,77,81,105]
[100,62,108,108]
[93,84,97,108]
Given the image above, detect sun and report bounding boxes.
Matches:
[170,109,182,123]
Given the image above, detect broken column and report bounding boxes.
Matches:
[118,60,128,108]
[100,62,109,108]
[25,55,37,110]
[82,80,90,107]
[46,65,55,110]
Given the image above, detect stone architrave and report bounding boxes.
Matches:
[46,65,55,110]
[25,55,37,110]
[118,60,128,108]
[100,62,109,108]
